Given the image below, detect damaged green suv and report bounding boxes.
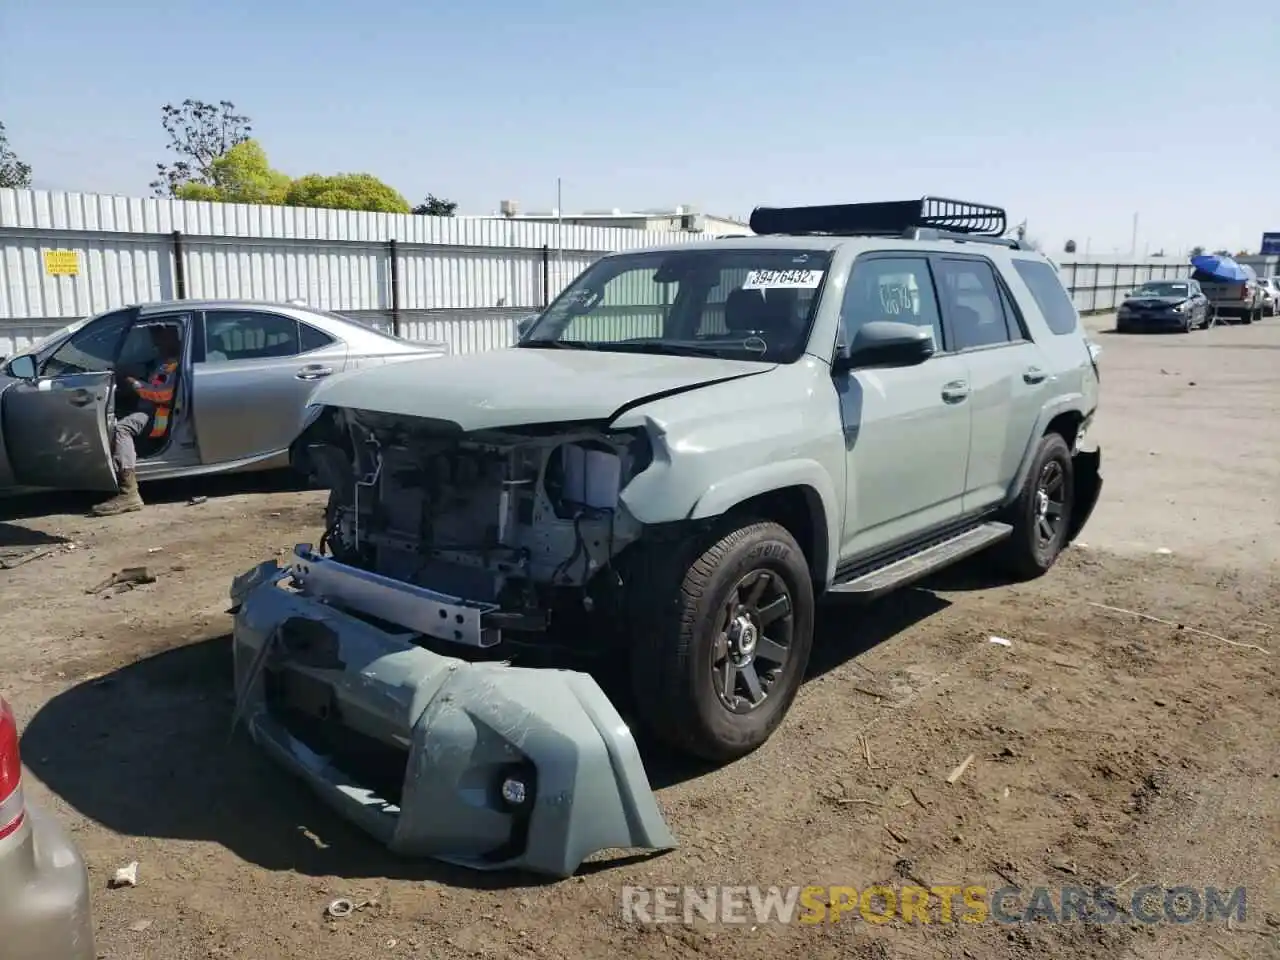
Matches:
[229,197,1101,876]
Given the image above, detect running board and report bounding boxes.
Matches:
[829,522,1013,598]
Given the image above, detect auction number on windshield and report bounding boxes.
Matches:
[742,269,824,290]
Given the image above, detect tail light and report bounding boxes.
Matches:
[0,696,26,841]
[1240,285,1249,300]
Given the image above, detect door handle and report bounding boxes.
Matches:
[296,365,334,380]
[67,388,96,407]
[941,380,969,403]
[1023,367,1047,384]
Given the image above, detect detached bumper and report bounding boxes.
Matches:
[228,550,676,879]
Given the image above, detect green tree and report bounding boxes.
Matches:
[174,140,290,205]
[151,99,252,197]
[413,194,458,216]
[1189,245,1205,257]
[0,121,32,189]
[284,173,411,213]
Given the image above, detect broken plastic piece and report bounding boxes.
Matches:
[110,861,139,888]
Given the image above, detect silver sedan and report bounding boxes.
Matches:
[0,299,447,495]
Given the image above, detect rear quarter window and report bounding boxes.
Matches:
[1011,258,1079,336]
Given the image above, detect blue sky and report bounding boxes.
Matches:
[2,0,1276,253]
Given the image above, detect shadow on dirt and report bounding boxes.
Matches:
[21,635,560,890]
[0,522,67,549]
[22,581,951,887]
[0,469,310,522]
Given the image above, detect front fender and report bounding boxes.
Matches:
[688,459,840,585]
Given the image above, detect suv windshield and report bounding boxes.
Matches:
[521,247,833,362]
[1133,282,1189,297]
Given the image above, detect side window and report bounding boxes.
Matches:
[201,311,301,364]
[41,310,133,377]
[116,316,187,376]
[935,258,1015,351]
[299,321,336,353]
[840,257,943,350]
[1012,258,1079,335]
[997,283,1027,342]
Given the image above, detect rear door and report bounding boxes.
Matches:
[931,254,1049,513]
[191,308,349,466]
[1,309,136,491]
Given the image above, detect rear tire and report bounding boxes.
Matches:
[628,521,815,763]
[999,433,1075,580]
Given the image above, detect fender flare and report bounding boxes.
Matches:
[1006,396,1087,502]
[687,459,840,585]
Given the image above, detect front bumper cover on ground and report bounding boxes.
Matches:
[228,548,676,879]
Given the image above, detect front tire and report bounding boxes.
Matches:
[629,521,815,763]
[999,433,1075,580]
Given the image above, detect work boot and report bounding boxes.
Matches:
[90,470,144,516]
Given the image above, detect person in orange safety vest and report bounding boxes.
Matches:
[91,325,182,516]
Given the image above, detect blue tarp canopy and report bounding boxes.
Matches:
[1190,254,1250,282]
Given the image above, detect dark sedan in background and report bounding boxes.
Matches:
[1115,279,1211,333]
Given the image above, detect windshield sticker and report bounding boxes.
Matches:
[742,269,824,290]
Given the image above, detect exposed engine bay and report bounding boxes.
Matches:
[295,407,654,649]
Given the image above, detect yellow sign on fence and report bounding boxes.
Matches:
[44,250,80,276]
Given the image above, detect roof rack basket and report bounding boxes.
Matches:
[748,196,1010,241]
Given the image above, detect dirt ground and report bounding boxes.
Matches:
[1,313,1277,960]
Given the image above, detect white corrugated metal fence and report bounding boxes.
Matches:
[0,187,1205,356]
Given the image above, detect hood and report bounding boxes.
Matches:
[309,346,775,431]
[1123,295,1186,306]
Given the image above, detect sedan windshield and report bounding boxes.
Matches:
[1133,282,1189,297]
[520,247,833,362]
[21,315,94,356]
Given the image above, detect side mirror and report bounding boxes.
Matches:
[833,321,935,372]
[515,315,539,341]
[6,355,37,380]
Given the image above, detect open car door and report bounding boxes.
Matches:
[2,370,119,492]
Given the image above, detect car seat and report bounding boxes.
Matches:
[952,300,1006,347]
[206,320,295,362]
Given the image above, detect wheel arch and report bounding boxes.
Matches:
[1005,401,1087,507]
[686,462,839,588]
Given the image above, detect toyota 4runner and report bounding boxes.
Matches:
[229,197,1102,877]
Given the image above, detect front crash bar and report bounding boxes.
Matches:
[228,559,677,879]
[289,544,501,648]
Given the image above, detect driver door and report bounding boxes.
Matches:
[835,255,971,558]
[1,308,135,492]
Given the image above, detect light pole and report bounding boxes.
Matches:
[556,177,563,289]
